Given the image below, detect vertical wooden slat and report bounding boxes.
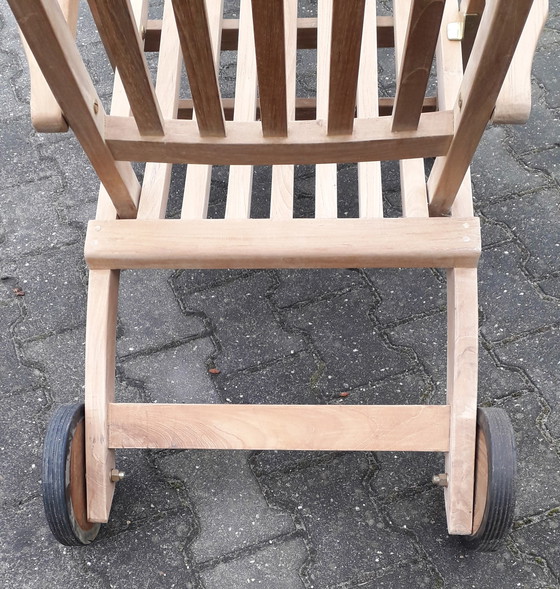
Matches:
[327,0,366,135]
[181,1,224,220]
[225,0,258,219]
[356,0,382,218]
[11,0,139,219]
[251,0,288,137]
[138,0,182,219]
[391,0,444,132]
[393,0,429,218]
[172,0,226,137]
[428,0,533,216]
[315,0,338,219]
[90,0,164,136]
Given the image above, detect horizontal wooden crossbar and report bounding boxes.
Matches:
[108,403,451,452]
[105,111,453,166]
[85,218,481,270]
[144,16,396,52]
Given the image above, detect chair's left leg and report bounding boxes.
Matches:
[85,269,120,523]
[445,267,478,535]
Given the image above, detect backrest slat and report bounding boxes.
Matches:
[172,0,226,137]
[327,0,366,135]
[392,0,444,132]
[251,0,288,137]
[91,0,164,136]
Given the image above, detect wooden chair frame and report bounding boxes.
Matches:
[10,0,546,537]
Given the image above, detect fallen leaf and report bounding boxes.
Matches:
[339,392,350,398]
[208,368,221,375]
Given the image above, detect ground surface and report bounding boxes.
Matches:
[1,1,560,588]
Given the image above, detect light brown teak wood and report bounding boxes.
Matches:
[85,218,481,270]
[108,404,451,452]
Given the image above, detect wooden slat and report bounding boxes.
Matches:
[357,0,383,218]
[176,96,438,121]
[392,0,444,132]
[181,1,224,220]
[105,111,454,166]
[85,217,481,270]
[445,267,478,535]
[393,0,429,218]
[251,0,288,137]
[328,0,366,135]
[20,0,79,132]
[137,0,181,219]
[172,0,225,137]
[145,16,396,51]
[10,0,139,219]
[427,0,534,216]
[108,403,451,452]
[90,0,164,136]
[315,0,338,218]
[270,0,298,219]
[85,269,120,523]
[225,0,258,219]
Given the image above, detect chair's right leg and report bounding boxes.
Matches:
[85,269,120,523]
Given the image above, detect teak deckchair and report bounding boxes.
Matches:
[9,0,547,550]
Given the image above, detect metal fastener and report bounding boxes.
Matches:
[93,100,99,115]
[447,21,465,41]
[432,473,448,487]
[110,469,125,482]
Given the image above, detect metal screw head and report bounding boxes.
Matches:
[110,469,125,483]
[432,473,449,487]
[93,100,99,115]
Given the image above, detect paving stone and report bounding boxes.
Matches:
[284,288,412,395]
[0,50,29,121]
[13,246,87,340]
[470,125,549,202]
[259,452,417,588]
[497,328,560,439]
[348,559,439,589]
[273,268,364,309]
[481,187,560,277]
[478,244,558,342]
[0,176,78,258]
[117,270,205,357]
[182,273,305,372]
[388,489,558,589]
[172,268,253,297]
[538,275,560,299]
[480,215,515,249]
[513,512,560,579]
[217,351,319,404]
[122,338,217,404]
[157,450,295,563]
[200,537,307,589]
[532,43,560,110]
[0,303,40,396]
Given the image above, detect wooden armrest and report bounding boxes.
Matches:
[493,0,548,124]
[20,0,79,133]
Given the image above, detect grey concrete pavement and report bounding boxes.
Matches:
[1,1,560,587]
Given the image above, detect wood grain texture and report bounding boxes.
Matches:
[172,0,225,137]
[327,0,366,135]
[85,269,120,523]
[20,0,78,132]
[427,0,534,216]
[444,267,479,535]
[105,111,453,166]
[84,217,481,270]
[391,0,444,132]
[108,404,451,452]
[11,0,140,219]
[89,0,164,136]
[145,16,396,51]
[138,0,182,219]
[251,0,288,137]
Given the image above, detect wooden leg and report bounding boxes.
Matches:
[445,267,478,535]
[85,269,120,523]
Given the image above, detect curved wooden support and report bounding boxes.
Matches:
[20,0,78,133]
[493,0,548,124]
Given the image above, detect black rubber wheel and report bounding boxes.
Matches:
[43,404,101,545]
[460,407,516,552]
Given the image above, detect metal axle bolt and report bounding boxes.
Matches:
[110,469,125,483]
[432,473,448,487]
